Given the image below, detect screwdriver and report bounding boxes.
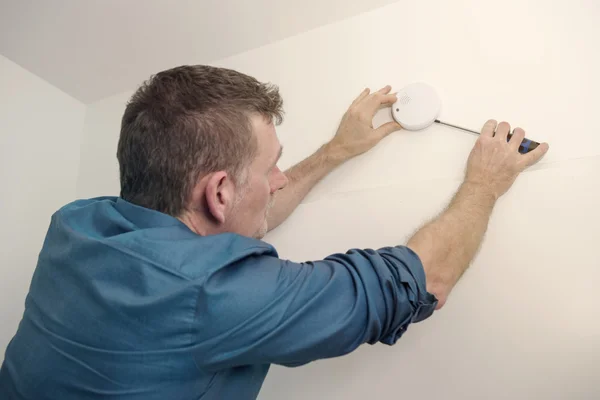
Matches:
[434,119,540,154]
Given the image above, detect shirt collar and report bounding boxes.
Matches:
[114,197,187,230]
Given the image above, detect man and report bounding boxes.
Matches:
[0,65,548,400]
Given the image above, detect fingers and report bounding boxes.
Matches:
[378,93,398,110]
[481,119,497,138]
[521,142,550,168]
[362,87,397,116]
[509,127,526,151]
[380,93,399,104]
[376,85,392,95]
[375,121,402,139]
[351,88,370,107]
[495,121,511,141]
[367,86,396,106]
[349,85,397,121]
[352,86,396,108]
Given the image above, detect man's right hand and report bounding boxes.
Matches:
[407,119,549,308]
[465,120,550,200]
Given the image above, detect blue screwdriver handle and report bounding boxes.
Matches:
[507,132,540,154]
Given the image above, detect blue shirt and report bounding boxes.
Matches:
[0,197,437,399]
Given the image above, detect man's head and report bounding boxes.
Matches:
[117,65,288,238]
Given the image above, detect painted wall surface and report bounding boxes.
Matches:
[75,0,599,398]
[0,55,86,361]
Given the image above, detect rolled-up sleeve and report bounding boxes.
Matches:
[192,245,438,370]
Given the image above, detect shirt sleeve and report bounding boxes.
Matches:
[191,246,438,370]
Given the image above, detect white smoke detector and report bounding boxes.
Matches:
[391,82,441,131]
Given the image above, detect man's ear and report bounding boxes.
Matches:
[204,171,234,224]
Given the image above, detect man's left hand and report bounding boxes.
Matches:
[326,86,402,161]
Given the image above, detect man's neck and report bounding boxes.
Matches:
[177,212,211,236]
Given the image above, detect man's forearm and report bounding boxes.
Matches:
[407,182,497,308]
[267,144,346,231]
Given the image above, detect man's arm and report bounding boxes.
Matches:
[267,86,403,231]
[191,122,548,371]
[192,244,436,371]
[407,181,496,309]
[266,143,343,231]
[407,120,549,308]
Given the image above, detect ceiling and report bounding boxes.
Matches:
[0,0,398,104]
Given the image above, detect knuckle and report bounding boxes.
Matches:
[347,107,360,118]
[358,113,371,123]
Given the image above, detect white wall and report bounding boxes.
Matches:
[0,55,86,360]
[76,0,599,398]
[76,91,131,197]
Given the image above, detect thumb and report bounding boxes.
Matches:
[375,121,402,139]
[522,142,550,168]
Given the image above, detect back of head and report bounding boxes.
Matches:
[117,65,284,217]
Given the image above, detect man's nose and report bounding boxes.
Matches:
[279,169,289,189]
[272,167,288,192]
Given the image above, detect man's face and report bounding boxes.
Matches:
[228,114,288,239]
